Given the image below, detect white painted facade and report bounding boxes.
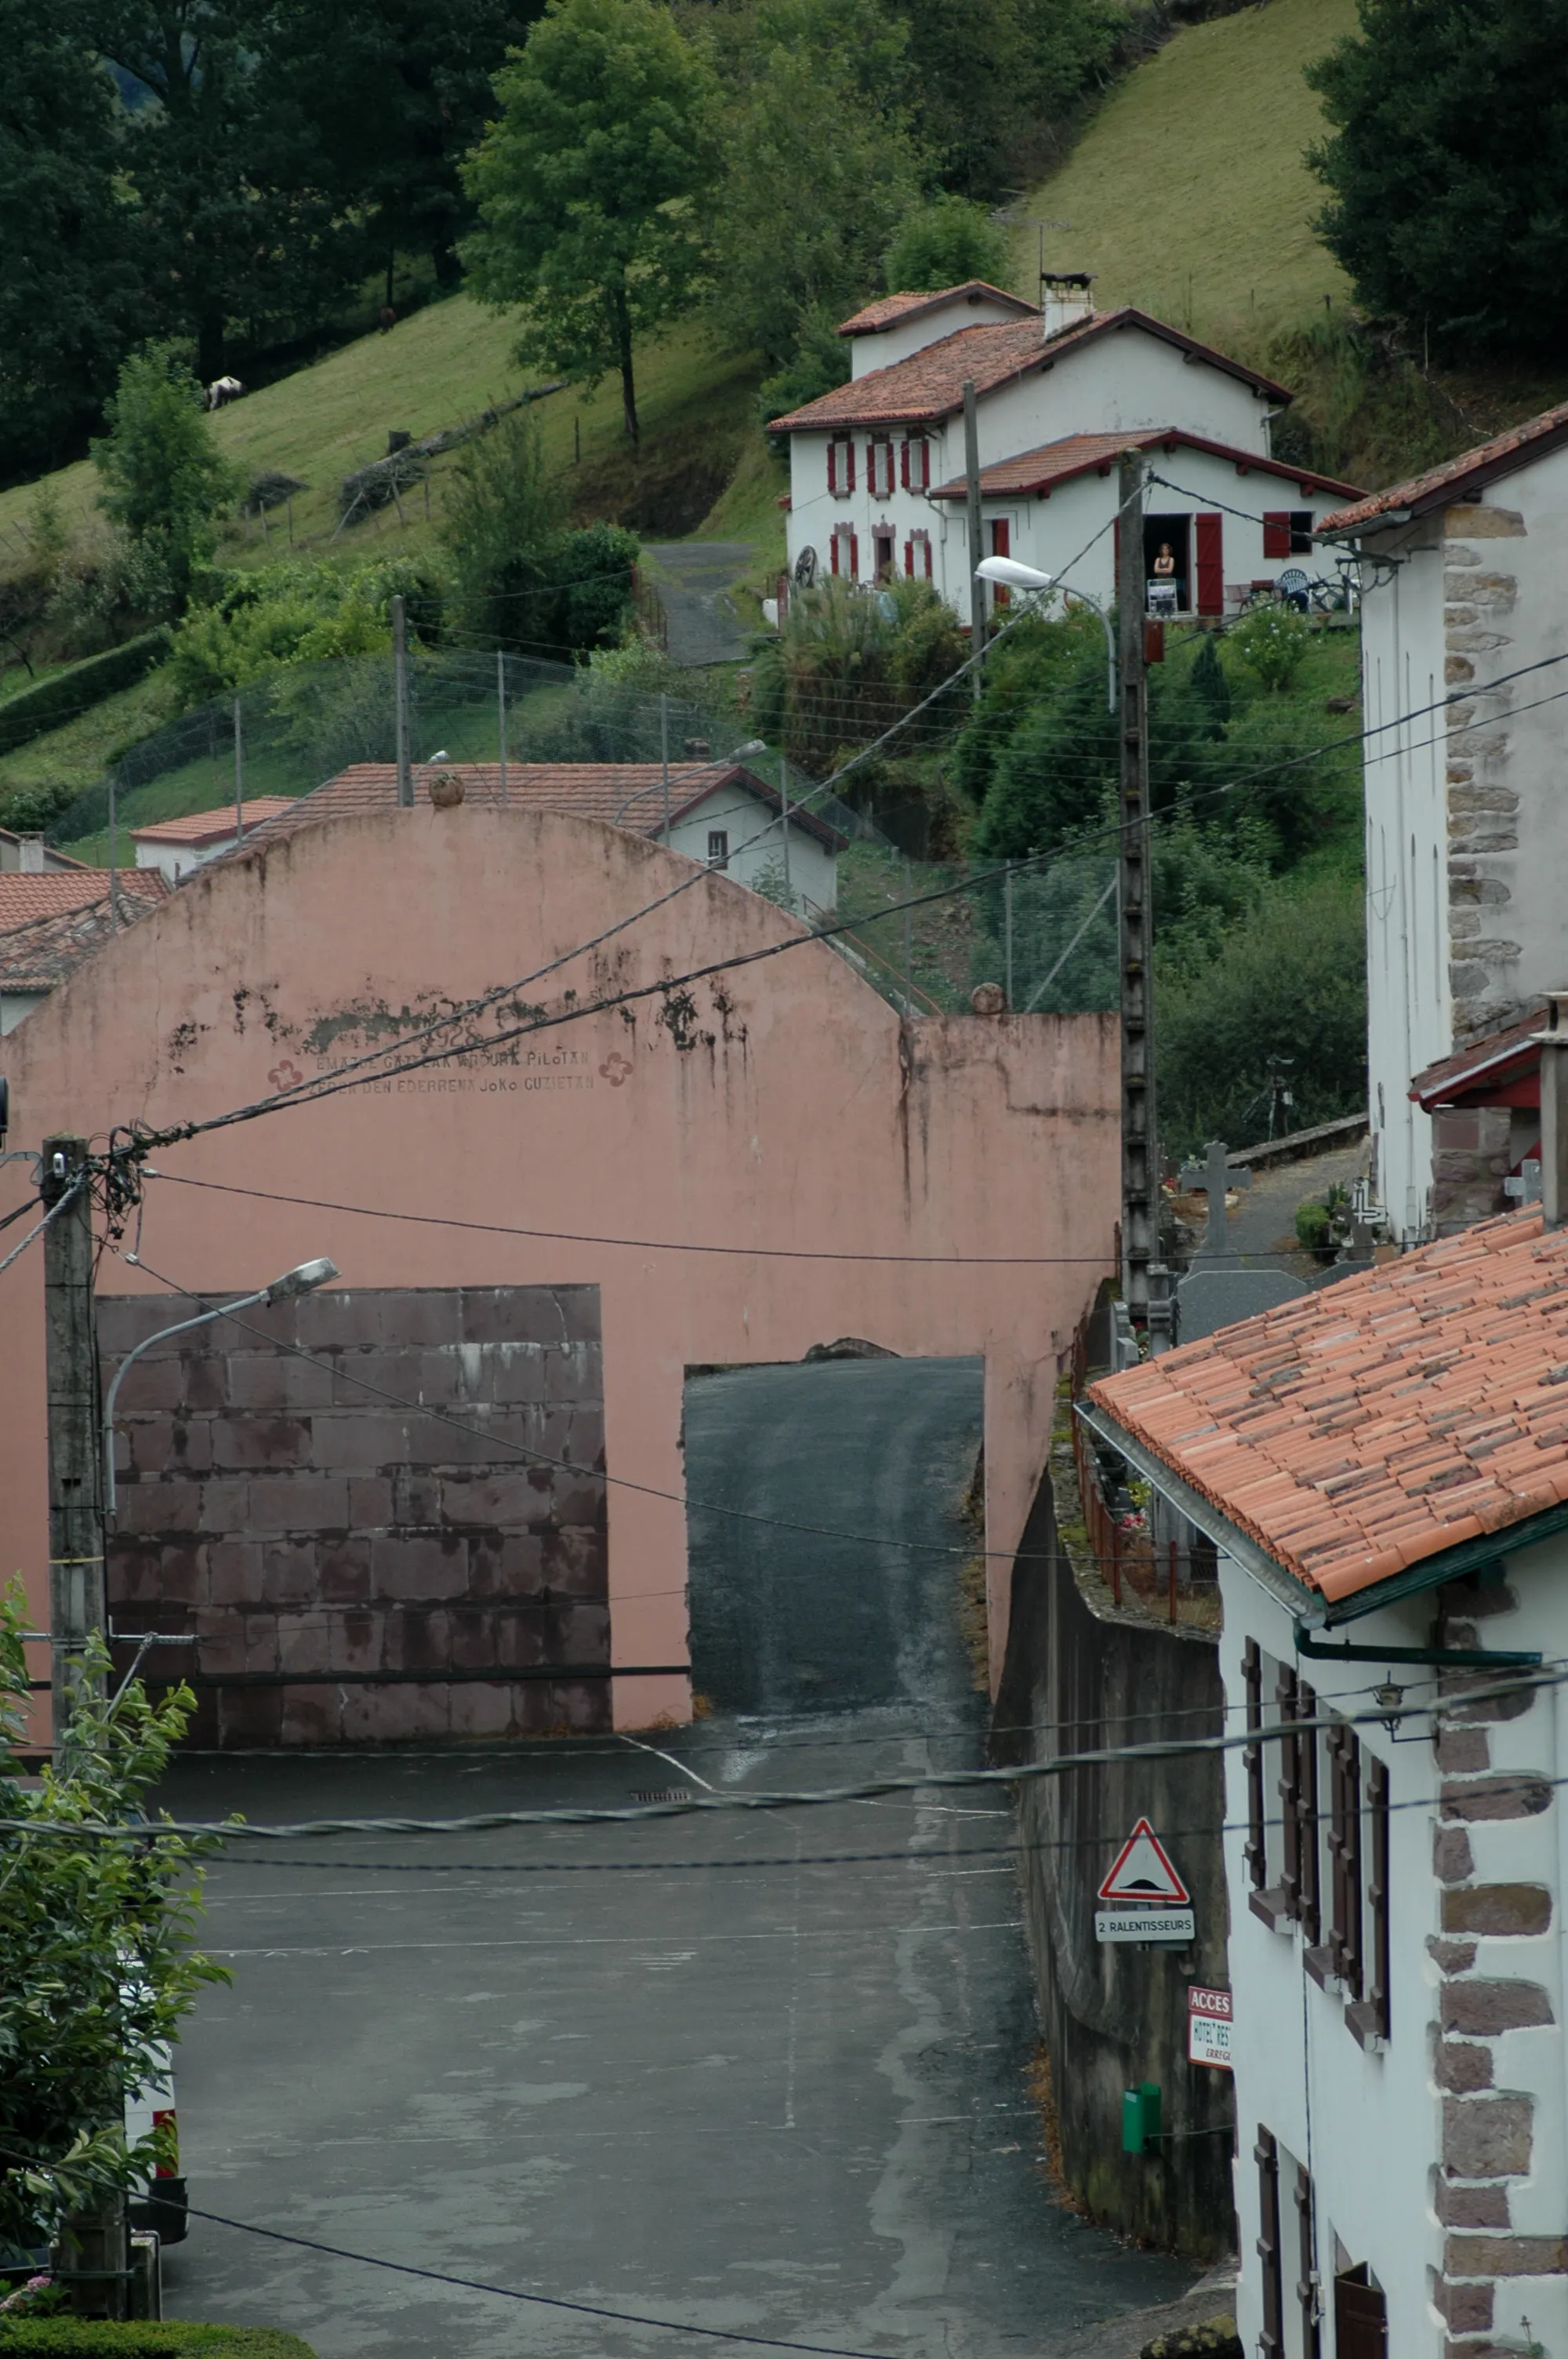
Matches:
[659,780,839,914]
[1329,434,1568,1242]
[133,834,232,884]
[1215,1544,1568,2357]
[844,288,1032,378]
[779,310,1347,628]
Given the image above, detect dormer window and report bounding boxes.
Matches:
[828,437,855,496]
[866,437,895,500]
[901,436,931,493]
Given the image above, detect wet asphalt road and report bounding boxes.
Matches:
[158,1358,1197,2357]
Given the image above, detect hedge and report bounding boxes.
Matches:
[0,632,171,760]
[0,2327,314,2358]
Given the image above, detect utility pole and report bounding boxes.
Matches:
[1116,449,1157,1328]
[233,694,245,843]
[964,380,984,703]
[392,594,412,806]
[497,648,509,805]
[42,1137,105,1751]
[659,692,670,840]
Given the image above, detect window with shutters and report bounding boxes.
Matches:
[1305,1720,1363,1997]
[1346,1756,1390,2049]
[706,830,729,868]
[873,525,895,580]
[1244,1641,1290,1927]
[1256,2128,1284,2359]
[830,525,858,579]
[1333,2266,1387,2358]
[988,518,1011,605]
[1263,510,1315,559]
[866,437,895,500]
[904,529,932,580]
[1243,1638,1267,1894]
[901,435,930,493]
[1293,2163,1321,2359]
[828,437,855,497]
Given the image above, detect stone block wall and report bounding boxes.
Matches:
[1443,503,1528,1049]
[99,1284,608,1745]
[1431,1106,1513,1236]
[1428,1580,1565,2356]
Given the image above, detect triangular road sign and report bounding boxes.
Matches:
[1098,1817,1189,1906]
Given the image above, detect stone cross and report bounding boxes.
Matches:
[1178,1138,1251,1258]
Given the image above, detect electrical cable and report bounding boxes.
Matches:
[0,1176,85,1282]
[5,1670,1562,1841]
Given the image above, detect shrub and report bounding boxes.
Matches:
[758,307,851,448]
[884,195,1011,293]
[0,2328,315,2356]
[91,346,239,610]
[165,561,440,708]
[0,632,172,758]
[1227,605,1312,694]
[750,576,967,774]
[1294,1199,1333,1255]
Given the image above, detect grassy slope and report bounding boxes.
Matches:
[0,300,778,580]
[1011,0,1358,342]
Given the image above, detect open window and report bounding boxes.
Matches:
[830,525,858,579]
[873,525,896,580]
[901,435,931,492]
[866,438,895,500]
[905,529,932,580]
[1144,513,1191,612]
[1264,511,1315,558]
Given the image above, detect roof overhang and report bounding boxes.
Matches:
[1077,1398,1568,1629]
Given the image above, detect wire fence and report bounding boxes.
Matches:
[38,646,1116,1020]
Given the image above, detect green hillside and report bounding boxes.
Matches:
[0,300,776,576]
[1011,0,1358,342]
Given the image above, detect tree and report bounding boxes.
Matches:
[439,407,565,641]
[885,195,1011,293]
[0,1585,227,2249]
[0,0,143,479]
[706,0,920,367]
[93,344,239,609]
[1307,0,1568,356]
[894,0,1123,198]
[463,0,720,444]
[757,307,850,445]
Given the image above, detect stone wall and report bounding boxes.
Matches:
[1444,502,1528,1048]
[993,1441,1234,2258]
[1431,1104,1513,1235]
[100,1283,608,1746]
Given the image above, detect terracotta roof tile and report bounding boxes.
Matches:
[223,764,848,856]
[927,428,1360,504]
[836,282,1036,336]
[1090,1208,1568,1606]
[0,871,165,926]
[131,798,296,846]
[1410,1004,1546,1112]
[768,307,1294,434]
[1320,398,1568,536]
[0,882,167,991]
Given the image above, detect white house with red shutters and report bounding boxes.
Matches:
[768,278,1362,624]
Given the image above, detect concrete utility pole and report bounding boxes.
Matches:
[497,648,509,805]
[963,380,984,702]
[42,1136,105,1749]
[392,594,412,806]
[1116,449,1157,1326]
[234,694,245,842]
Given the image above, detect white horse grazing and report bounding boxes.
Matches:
[205,376,244,411]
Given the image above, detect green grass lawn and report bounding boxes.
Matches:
[1012,0,1358,343]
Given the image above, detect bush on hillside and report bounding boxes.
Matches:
[164,561,440,708]
[758,309,851,447]
[438,409,637,656]
[91,347,239,612]
[1156,870,1367,1157]
[750,576,967,774]
[884,196,1011,293]
[0,631,172,758]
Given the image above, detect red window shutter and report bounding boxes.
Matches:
[849,531,859,577]
[1196,513,1224,615]
[923,536,932,580]
[827,441,838,496]
[1263,511,1290,559]
[903,538,913,577]
[989,518,1011,606]
[916,438,929,490]
[900,441,909,492]
[829,531,840,576]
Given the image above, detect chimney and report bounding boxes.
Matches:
[1040,269,1094,341]
[18,834,45,873]
[1536,990,1568,1228]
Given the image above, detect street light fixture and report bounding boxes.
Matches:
[613,740,768,829]
[975,556,1116,712]
[103,1256,339,1514]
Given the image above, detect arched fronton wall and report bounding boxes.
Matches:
[0,808,1117,1739]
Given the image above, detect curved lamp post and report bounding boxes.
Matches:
[975,555,1116,713]
[103,1256,339,1514]
[614,740,769,831]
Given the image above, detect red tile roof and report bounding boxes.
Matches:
[768,307,1294,434]
[230,764,848,855]
[1091,1209,1568,1606]
[130,798,297,847]
[837,282,1037,337]
[0,871,166,927]
[0,885,166,992]
[1319,398,1568,535]
[929,427,1362,503]
[1410,1007,1548,1113]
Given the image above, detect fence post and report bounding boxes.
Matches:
[1004,864,1014,1009]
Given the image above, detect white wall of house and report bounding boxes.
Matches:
[133,838,231,884]
[1354,442,1568,1240]
[0,987,48,1033]
[1218,1547,1568,2358]
[847,292,1029,378]
[662,783,838,914]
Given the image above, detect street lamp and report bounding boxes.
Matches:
[975,556,1116,712]
[103,1256,339,1514]
[613,740,768,830]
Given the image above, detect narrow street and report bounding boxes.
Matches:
[157,1358,1198,2359]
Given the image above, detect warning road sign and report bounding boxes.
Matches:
[1098,1818,1190,1906]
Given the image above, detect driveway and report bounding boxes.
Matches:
[158,1357,1198,2359]
[642,543,753,666]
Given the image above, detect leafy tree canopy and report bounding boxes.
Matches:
[1307,0,1568,355]
[463,0,721,442]
[92,344,240,608]
[885,195,1012,292]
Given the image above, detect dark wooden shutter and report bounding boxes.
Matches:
[1263,511,1291,558]
[900,441,909,492]
[913,436,928,490]
[1196,513,1224,615]
[1334,2266,1387,2358]
[903,537,913,577]
[1327,1722,1363,1997]
[1243,1638,1266,1890]
[1255,2128,1283,2358]
[989,518,1011,605]
[1298,1679,1321,1946]
[830,529,840,576]
[922,535,931,580]
[828,440,838,496]
[1348,1756,1391,2047]
[1294,2163,1320,2359]
[849,531,858,578]
[1277,1665,1301,1921]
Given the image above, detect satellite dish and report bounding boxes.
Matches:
[794,547,818,588]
